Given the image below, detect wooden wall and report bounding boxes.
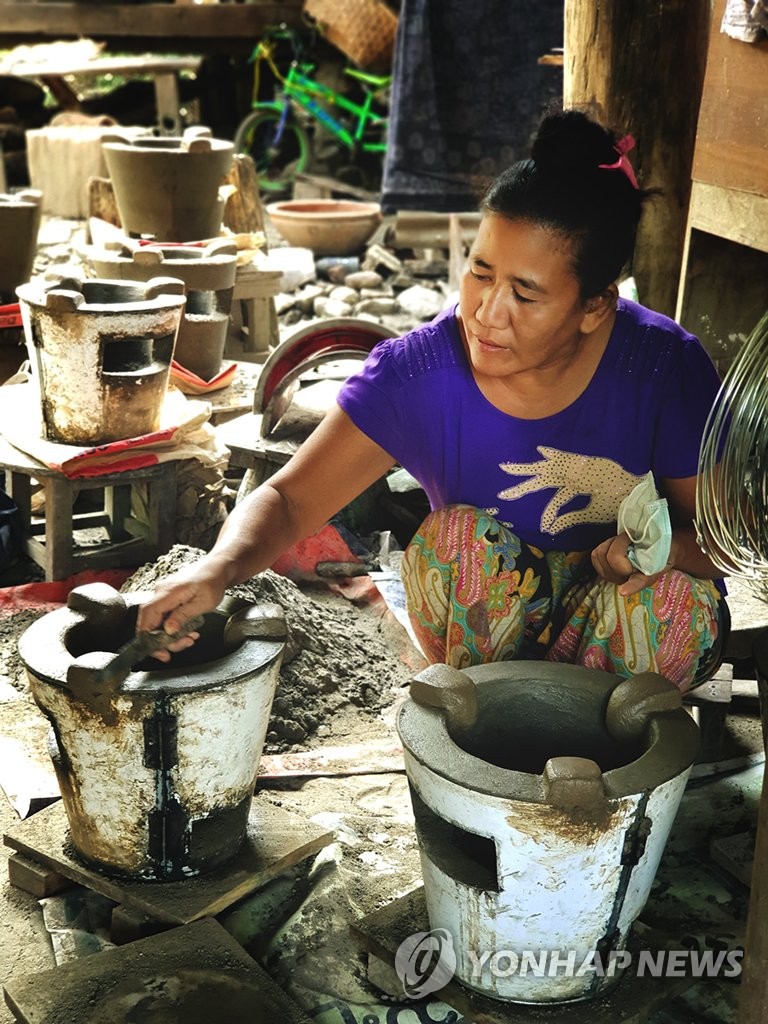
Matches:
[675,0,768,372]
[564,0,710,319]
[692,0,768,198]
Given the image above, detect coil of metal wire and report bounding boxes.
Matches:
[696,310,768,595]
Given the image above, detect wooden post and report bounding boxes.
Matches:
[564,0,709,318]
[738,633,768,1023]
[737,766,768,1022]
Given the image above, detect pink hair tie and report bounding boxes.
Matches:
[598,133,639,189]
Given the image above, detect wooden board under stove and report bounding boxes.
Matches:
[4,916,313,1024]
[4,796,333,925]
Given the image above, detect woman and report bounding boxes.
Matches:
[139,109,726,691]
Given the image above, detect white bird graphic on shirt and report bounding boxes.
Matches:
[498,446,643,535]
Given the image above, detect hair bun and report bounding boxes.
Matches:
[531,110,619,177]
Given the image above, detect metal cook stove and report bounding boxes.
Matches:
[2,582,334,1021]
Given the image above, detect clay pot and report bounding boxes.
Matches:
[266,199,382,256]
[102,127,234,242]
[0,190,43,298]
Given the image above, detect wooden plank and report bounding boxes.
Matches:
[294,171,380,204]
[147,458,177,554]
[7,55,201,78]
[218,411,299,471]
[257,738,405,783]
[674,223,768,374]
[0,3,303,48]
[109,903,171,945]
[736,768,768,1020]
[391,211,482,250]
[4,917,315,1024]
[674,183,768,373]
[43,476,74,581]
[7,853,71,899]
[686,181,768,255]
[4,797,334,926]
[692,0,768,197]
[711,830,754,888]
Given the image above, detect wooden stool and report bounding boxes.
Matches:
[0,438,177,581]
[231,262,282,357]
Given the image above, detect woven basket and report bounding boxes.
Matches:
[304,0,398,73]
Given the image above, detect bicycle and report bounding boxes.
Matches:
[233,26,390,195]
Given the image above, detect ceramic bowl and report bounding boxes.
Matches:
[266,199,382,257]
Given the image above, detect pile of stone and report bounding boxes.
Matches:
[271,241,455,339]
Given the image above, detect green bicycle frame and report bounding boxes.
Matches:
[281,63,388,154]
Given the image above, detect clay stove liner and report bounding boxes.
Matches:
[102,127,235,243]
[17,271,186,445]
[0,189,43,297]
[397,662,700,1004]
[86,239,238,382]
[18,583,287,881]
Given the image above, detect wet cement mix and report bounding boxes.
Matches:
[0,545,415,752]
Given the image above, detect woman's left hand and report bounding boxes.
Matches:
[591,532,664,597]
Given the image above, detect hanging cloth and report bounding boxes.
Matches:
[380,0,563,212]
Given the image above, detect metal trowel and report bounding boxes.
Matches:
[66,615,205,692]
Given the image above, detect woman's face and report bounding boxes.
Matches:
[459,214,604,381]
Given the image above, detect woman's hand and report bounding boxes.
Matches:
[133,405,396,662]
[136,562,227,662]
[591,532,665,597]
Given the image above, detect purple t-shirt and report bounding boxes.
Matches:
[337,299,722,553]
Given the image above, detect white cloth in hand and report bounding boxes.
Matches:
[617,471,672,576]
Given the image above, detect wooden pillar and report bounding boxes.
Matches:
[738,633,768,1023]
[738,767,768,1021]
[564,1,709,318]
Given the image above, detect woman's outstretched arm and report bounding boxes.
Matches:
[136,404,396,640]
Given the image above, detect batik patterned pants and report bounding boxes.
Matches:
[401,505,722,692]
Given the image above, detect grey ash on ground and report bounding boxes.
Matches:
[123,545,412,751]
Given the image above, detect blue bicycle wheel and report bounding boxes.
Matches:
[234,106,310,194]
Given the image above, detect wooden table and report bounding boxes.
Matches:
[7,54,202,134]
[0,436,178,581]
